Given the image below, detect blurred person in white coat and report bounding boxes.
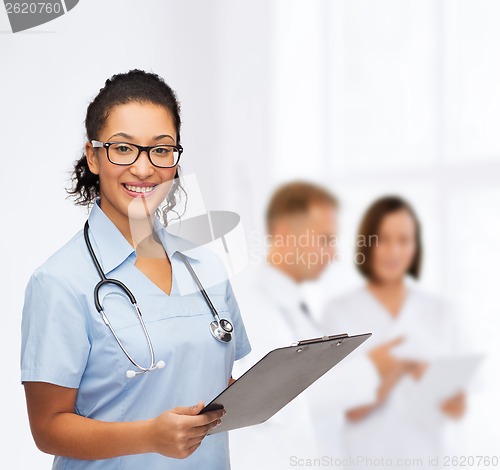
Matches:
[323,196,466,469]
[229,182,381,469]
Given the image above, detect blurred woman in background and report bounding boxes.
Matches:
[323,196,465,468]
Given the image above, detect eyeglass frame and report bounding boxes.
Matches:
[91,140,183,168]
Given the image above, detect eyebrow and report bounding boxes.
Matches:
[106,132,175,142]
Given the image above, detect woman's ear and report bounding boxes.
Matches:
[85,141,100,176]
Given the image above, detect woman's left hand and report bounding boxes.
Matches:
[440,391,466,419]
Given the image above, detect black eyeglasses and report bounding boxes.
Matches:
[91,140,183,168]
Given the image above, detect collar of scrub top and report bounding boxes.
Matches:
[87,198,200,277]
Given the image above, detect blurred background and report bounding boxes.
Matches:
[1,0,499,467]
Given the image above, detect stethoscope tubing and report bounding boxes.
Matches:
[177,252,222,323]
[84,221,157,373]
[83,219,233,377]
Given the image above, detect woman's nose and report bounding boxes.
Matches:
[129,150,154,178]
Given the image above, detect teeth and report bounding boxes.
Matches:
[125,184,155,193]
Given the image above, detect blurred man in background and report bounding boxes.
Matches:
[229,181,380,468]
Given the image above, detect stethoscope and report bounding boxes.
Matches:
[83,221,233,379]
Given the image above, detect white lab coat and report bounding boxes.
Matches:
[322,282,459,468]
[229,264,379,469]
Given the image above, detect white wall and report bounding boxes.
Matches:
[1,0,499,466]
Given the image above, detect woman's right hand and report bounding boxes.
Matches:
[346,340,420,422]
[368,337,426,403]
[24,382,225,460]
[149,402,225,459]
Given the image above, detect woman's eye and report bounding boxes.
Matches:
[153,146,172,155]
[115,145,133,153]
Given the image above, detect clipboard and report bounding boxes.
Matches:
[200,332,371,434]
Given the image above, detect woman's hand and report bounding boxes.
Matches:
[346,338,427,422]
[345,403,378,422]
[24,382,225,460]
[149,402,225,459]
[440,391,466,419]
[369,337,419,403]
[345,358,421,422]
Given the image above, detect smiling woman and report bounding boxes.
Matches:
[20,69,251,470]
[67,71,185,227]
[84,101,180,240]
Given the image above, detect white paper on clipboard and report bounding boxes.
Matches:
[404,354,483,423]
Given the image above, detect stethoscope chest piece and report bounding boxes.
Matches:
[210,318,233,343]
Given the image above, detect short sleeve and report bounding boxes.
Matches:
[225,279,251,361]
[21,269,91,388]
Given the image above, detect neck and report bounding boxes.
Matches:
[99,199,156,249]
[117,215,158,251]
[367,278,405,294]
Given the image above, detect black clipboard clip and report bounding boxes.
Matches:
[292,333,349,347]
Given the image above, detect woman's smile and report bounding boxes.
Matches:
[122,182,159,197]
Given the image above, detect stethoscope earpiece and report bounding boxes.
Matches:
[126,360,166,379]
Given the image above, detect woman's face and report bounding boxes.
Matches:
[370,209,417,284]
[86,101,178,226]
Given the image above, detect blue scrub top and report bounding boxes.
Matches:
[20,200,251,470]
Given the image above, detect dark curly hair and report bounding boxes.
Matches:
[67,69,187,225]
